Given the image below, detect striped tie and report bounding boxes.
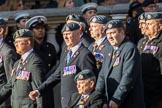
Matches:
[66,50,72,64]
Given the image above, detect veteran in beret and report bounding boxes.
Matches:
[80,3,98,25]
[66,14,94,48]
[88,15,111,71]
[137,12,162,108]
[0,29,46,108]
[0,18,17,108]
[15,12,30,29]
[96,20,145,108]
[66,69,104,108]
[29,22,97,108]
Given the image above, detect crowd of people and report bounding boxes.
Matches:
[0,0,161,108]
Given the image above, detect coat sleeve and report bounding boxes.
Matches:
[89,91,104,108]
[81,52,98,76]
[0,79,12,104]
[37,63,61,95]
[95,56,107,93]
[30,59,46,108]
[3,49,17,80]
[111,47,141,106]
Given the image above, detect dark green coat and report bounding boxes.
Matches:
[0,51,46,108]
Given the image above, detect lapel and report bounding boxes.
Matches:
[106,39,128,78]
[0,40,4,51]
[71,94,81,108]
[66,44,84,65]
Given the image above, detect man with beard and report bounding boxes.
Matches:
[0,29,45,108]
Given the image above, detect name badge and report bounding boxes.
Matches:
[16,70,30,81]
[63,65,76,76]
[113,57,120,67]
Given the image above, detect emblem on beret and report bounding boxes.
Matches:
[37,17,42,23]
[78,74,84,80]
[140,15,143,20]
[147,14,152,20]
[69,15,73,20]
[92,17,97,22]
[14,32,20,38]
[108,24,112,29]
[65,26,70,31]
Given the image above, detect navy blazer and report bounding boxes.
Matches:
[96,38,145,108]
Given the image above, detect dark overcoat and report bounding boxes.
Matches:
[96,38,145,108]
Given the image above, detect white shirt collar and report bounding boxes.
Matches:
[69,42,81,57]
[96,36,106,46]
[21,49,33,62]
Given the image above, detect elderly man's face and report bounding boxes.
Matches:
[63,29,80,48]
[139,20,146,35]
[145,19,161,37]
[89,23,105,40]
[76,79,94,95]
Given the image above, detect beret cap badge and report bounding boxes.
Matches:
[65,26,70,31]
[140,15,144,20]
[147,14,152,20]
[92,17,97,22]
[78,74,84,80]
[37,17,42,23]
[69,15,73,20]
[108,24,112,29]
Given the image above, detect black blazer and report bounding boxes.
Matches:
[38,43,97,108]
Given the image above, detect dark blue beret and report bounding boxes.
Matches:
[74,69,95,81]
[145,12,162,20]
[138,13,146,21]
[61,22,80,33]
[104,20,123,32]
[89,15,109,24]
[66,14,86,23]
[13,29,33,40]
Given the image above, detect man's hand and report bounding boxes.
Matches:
[29,90,39,100]
[109,100,118,108]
